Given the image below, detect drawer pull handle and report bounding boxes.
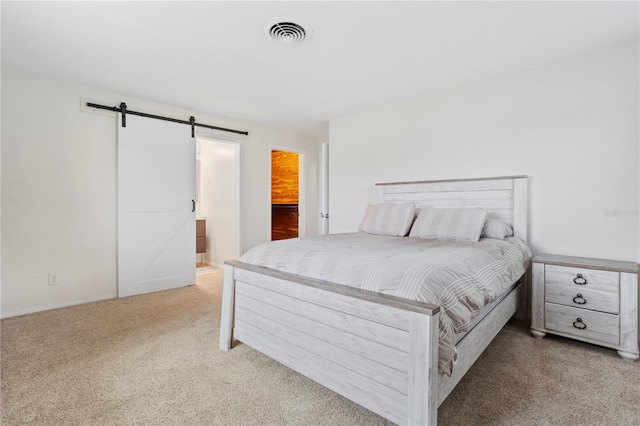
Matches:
[573,318,587,330]
[573,274,587,285]
[572,293,587,305]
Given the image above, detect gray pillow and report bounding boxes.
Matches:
[481,218,514,240]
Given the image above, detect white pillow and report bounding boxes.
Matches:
[481,218,514,240]
[359,202,416,237]
[409,207,487,241]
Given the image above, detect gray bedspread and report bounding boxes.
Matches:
[240,232,531,375]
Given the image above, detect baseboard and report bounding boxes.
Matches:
[205,261,224,269]
[0,293,117,319]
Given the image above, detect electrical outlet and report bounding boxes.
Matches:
[48,273,60,286]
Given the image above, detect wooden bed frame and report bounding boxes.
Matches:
[219,175,528,425]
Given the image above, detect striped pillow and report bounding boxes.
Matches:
[409,207,487,241]
[359,202,416,237]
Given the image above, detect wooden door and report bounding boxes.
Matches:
[271,150,299,240]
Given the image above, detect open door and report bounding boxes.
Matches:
[117,114,196,297]
[271,150,300,241]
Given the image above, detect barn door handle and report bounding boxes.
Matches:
[192,200,195,212]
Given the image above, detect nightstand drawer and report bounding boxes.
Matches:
[545,265,618,294]
[545,283,619,314]
[545,303,619,346]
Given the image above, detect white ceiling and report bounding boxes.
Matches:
[2,1,638,137]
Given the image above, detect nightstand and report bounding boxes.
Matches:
[531,254,639,361]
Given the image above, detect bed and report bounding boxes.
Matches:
[219,175,529,425]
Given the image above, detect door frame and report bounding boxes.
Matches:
[270,146,307,239]
[320,142,329,235]
[196,132,243,260]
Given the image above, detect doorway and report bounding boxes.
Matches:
[271,149,305,240]
[196,138,240,269]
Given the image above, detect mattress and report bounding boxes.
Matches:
[240,232,531,375]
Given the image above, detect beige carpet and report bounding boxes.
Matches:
[2,271,638,425]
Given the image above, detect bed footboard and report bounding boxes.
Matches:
[220,261,441,425]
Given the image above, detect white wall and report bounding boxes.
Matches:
[198,139,238,267]
[329,43,639,262]
[1,70,319,317]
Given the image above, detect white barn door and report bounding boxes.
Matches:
[118,114,196,297]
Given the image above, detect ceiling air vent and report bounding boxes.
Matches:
[264,17,312,45]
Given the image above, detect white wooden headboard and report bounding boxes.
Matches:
[375,175,528,244]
